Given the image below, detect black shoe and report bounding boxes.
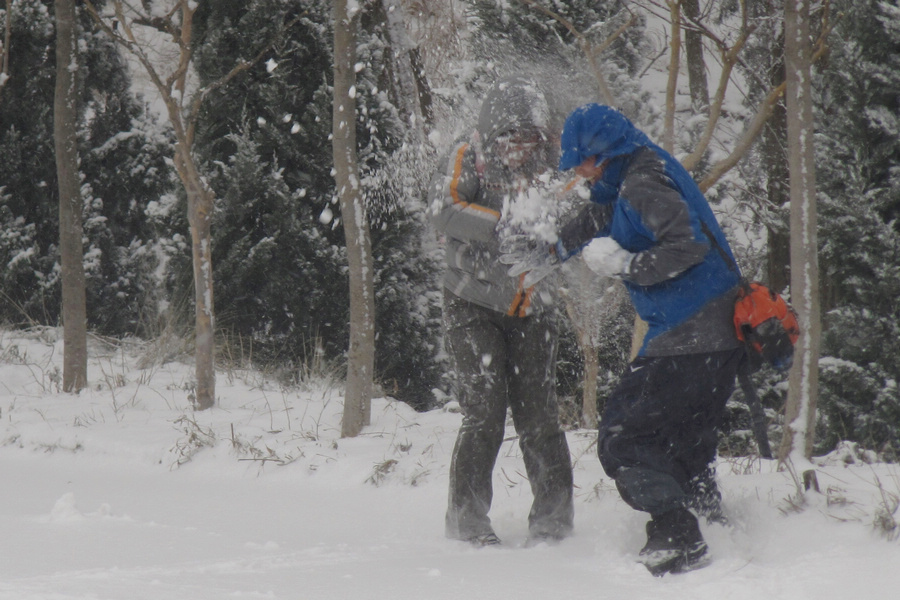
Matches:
[640,540,710,576]
[638,509,710,576]
[466,532,501,547]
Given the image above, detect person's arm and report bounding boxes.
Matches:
[556,202,613,260]
[555,166,621,260]
[428,142,499,243]
[619,155,709,286]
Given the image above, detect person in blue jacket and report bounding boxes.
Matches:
[505,103,743,575]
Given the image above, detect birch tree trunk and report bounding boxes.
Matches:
[334,0,374,438]
[173,138,216,411]
[779,0,821,467]
[54,0,87,393]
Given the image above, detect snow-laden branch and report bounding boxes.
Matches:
[514,0,637,105]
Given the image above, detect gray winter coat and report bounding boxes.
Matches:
[428,77,557,316]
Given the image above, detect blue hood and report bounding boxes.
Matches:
[558,104,652,171]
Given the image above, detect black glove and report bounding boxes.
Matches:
[499,234,560,287]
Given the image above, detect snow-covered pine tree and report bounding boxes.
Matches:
[0,0,57,324]
[0,0,174,335]
[358,2,444,410]
[813,0,900,459]
[191,0,443,408]
[77,28,175,338]
[189,0,354,368]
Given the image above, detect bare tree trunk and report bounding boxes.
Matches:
[561,259,600,427]
[779,0,821,469]
[683,0,708,112]
[581,344,599,426]
[629,316,648,361]
[561,258,632,426]
[663,0,682,153]
[171,3,214,410]
[382,0,431,138]
[764,38,791,294]
[334,0,374,438]
[54,0,87,393]
[173,141,216,410]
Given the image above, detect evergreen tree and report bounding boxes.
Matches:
[192,0,443,407]
[813,0,900,458]
[206,124,345,360]
[0,0,175,335]
[190,0,348,364]
[78,31,175,337]
[0,1,60,323]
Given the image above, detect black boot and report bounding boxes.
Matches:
[638,508,710,576]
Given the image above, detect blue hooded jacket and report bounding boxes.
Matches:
[558,104,741,356]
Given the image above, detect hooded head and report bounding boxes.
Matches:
[475,77,552,177]
[477,76,550,147]
[558,104,650,171]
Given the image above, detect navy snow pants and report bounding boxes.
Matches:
[597,349,742,517]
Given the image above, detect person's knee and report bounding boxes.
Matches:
[460,394,508,426]
[597,424,626,475]
[614,466,687,515]
[459,416,505,443]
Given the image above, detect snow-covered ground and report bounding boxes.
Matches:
[1,328,898,600]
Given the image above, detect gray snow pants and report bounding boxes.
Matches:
[443,291,574,541]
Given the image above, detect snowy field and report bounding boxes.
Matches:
[1,328,899,600]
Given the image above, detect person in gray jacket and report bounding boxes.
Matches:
[428,77,574,547]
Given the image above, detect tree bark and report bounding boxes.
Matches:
[54,0,87,393]
[82,0,219,409]
[84,0,306,409]
[683,0,708,112]
[381,0,431,138]
[779,0,821,463]
[560,258,604,427]
[334,0,374,438]
[764,34,791,295]
[173,140,216,410]
[663,0,682,153]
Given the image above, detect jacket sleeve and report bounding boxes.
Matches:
[557,202,613,259]
[619,155,709,287]
[428,142,500,243]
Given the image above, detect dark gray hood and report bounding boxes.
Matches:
[476,77,553,188]
[477,76,550,150]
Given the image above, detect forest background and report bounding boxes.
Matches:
[1,0,899,461]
